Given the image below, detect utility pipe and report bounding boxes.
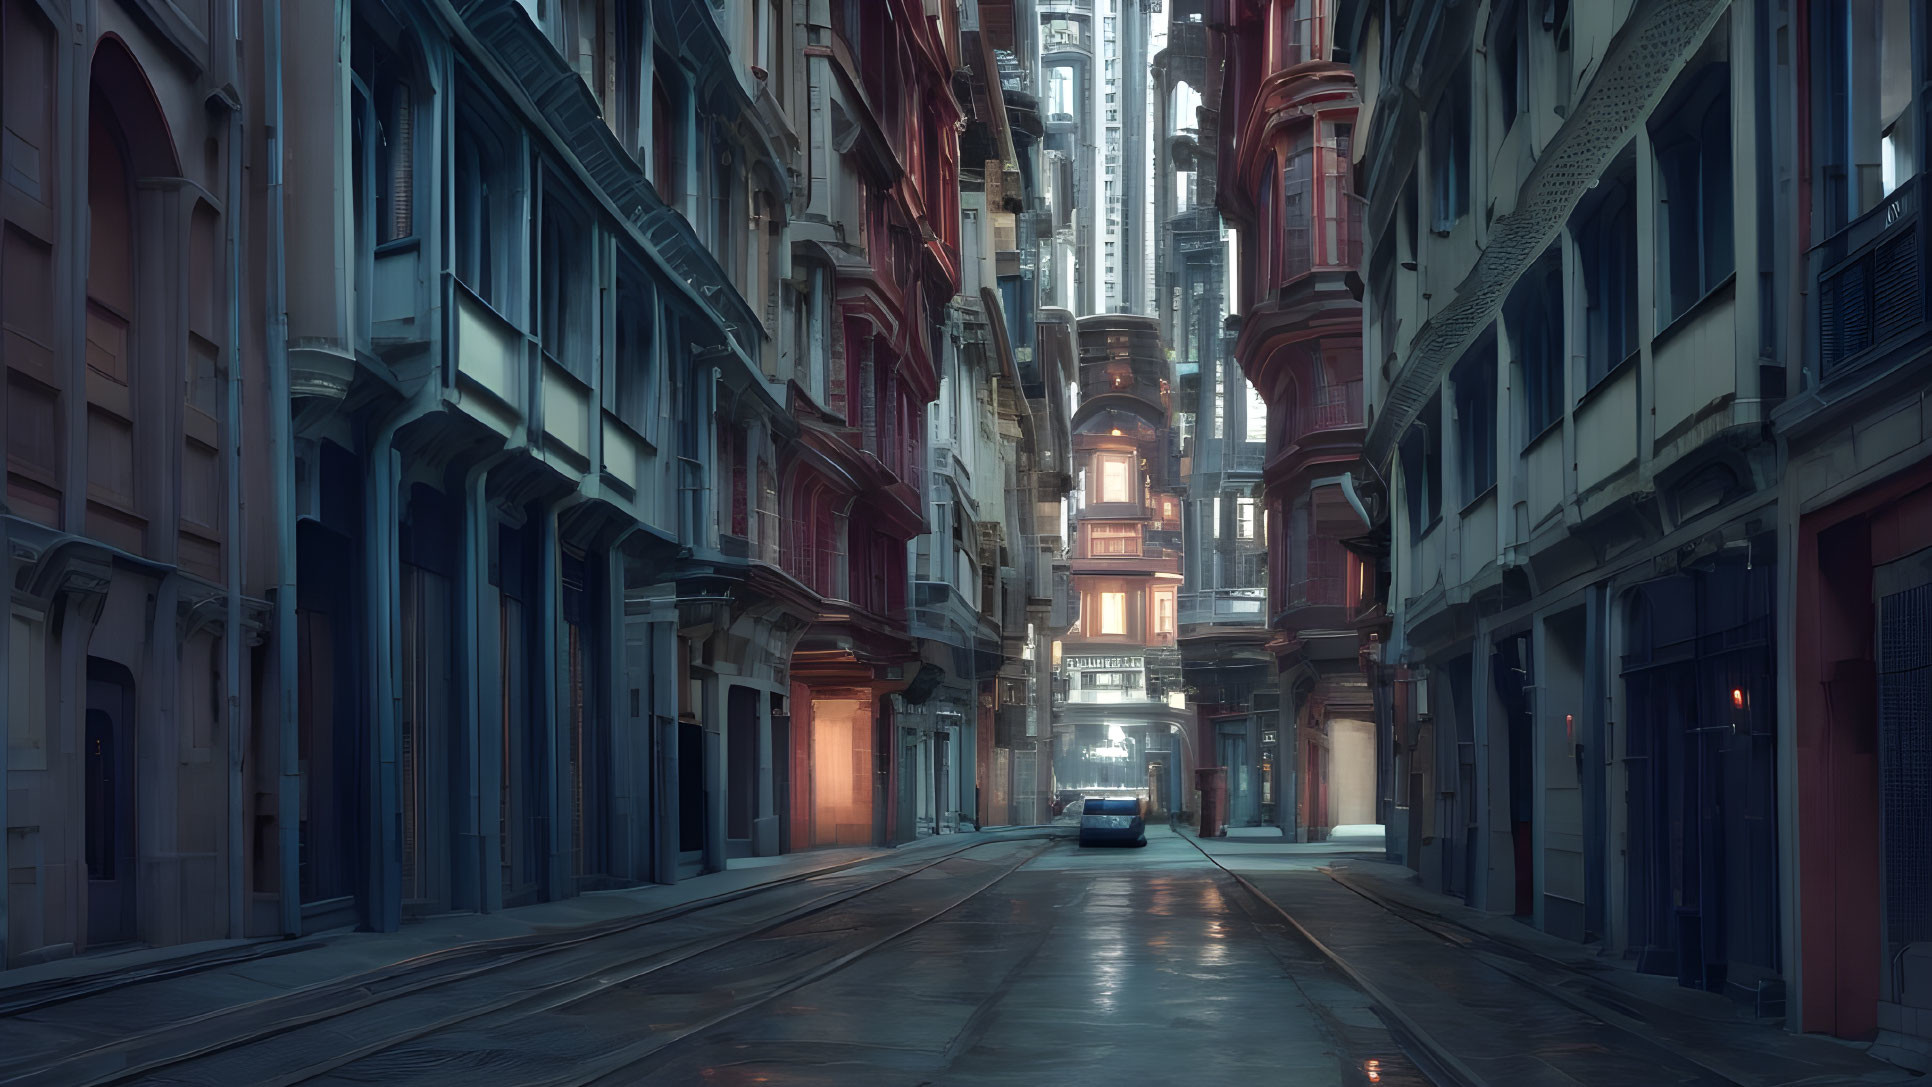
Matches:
[223,0,247,940]
[264,0,302,940]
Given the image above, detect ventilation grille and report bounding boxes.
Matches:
[1879,583,1932,956]
[1821,222,1924,379]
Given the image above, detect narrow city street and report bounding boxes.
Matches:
[0,829,1421,1087]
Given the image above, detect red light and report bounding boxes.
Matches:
[1732,688,1745,710]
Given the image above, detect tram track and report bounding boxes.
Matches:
[0,831,1061,1087]
[1167,827,1451,1087]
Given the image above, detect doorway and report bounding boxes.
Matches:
[806,697,872,847]
[727,686,757,855]
[497,519,545,907]
[1493,636,1536,919]
[85,660,137,948]
[1876,547,1932,1018]
[1622,556,1779,995]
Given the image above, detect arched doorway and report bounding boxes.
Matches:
[85,659,137,947]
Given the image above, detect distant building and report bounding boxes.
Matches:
[1215,0,1381,841]
[1055,316,1190,811]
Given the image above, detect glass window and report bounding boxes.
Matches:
[1244,380,1268,443]
[1400,396,1444,540]
[1454,337,1498,504]
[1813,0,1915,233]
[1429,64,1471,232]
[1652,56,1733,324]
[1098,454,1133,503]
[1100,592,1128,635]
[1236,497,1257,539]
[1090,523,1140,556]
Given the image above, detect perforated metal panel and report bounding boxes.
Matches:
[1879,583,1932,955]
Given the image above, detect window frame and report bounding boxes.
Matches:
[452,76,521,318]
[1400,396,1444,541]
[609,252,658,442]
[1428,63,1472,234]
[1453,335,1499,507]
[1507,255,1566,445]
[1574,165,1638,391]
[537,169,598,382]
[1493,1,1525,137]
[1651,56,1735,329]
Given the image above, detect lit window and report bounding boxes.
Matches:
[1237,497,1257,539]
[1244,380,1268,443]
[1098,455,1133,503]
[1155,593,1175,634]
[1090,523,1140,556]
[1100,592,1128,635]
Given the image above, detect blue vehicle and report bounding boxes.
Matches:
[1078,796,1147,846]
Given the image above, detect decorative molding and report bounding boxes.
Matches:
[1366,0,1730,467]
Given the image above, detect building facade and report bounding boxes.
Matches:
[3,0,268,963]
[1055,315,1190,813]
[1778,0,1932,1064]
[1160,0,1272,830]
[2,0,1073,971]
[1343,0,1795,1028]
[1214,0,1379,842]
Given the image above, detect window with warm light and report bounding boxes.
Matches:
[1099,592,1127,635]
[1098,454,1133,503]
[1090,523,1140,556]
[1155,592,1175,635]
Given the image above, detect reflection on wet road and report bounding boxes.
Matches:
[0,828,1426,1086]
[619,827,1425,1086]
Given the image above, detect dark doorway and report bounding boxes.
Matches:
[1443,654,1479,904]
[771,700,792,854]
[727,686,757,848]
[497,518,545,907]
[1875,546,1932,1015]
[935,727,952,830]
[85,660,137,947]
[1623,552,1780,998]
[561,549,611,884]
[296,443,365,928]
[678,720,706,854]
[1493,635,1536,919]
[399,484,458,914]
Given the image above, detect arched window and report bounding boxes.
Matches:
[89,38,206,567]
[86,63,145,553]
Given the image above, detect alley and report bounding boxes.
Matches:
[0,829,1419,1087]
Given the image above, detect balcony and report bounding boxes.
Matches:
[1070,542,1181,576]
[1180,588,1268,628]
[1279,378,1364,450]
[1815,173,1930,388]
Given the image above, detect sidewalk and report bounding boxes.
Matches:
[0,829,1019,1011]
[1180,826,1915,1087]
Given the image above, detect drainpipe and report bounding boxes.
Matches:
[265,0,302,940]
[223,2,247,941]
[599,523,644,881]
[366,412,406,932]
[459,451,515,914]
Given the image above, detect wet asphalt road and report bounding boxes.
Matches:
[0,827,1426,1087]
[611,827,1422,1087]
